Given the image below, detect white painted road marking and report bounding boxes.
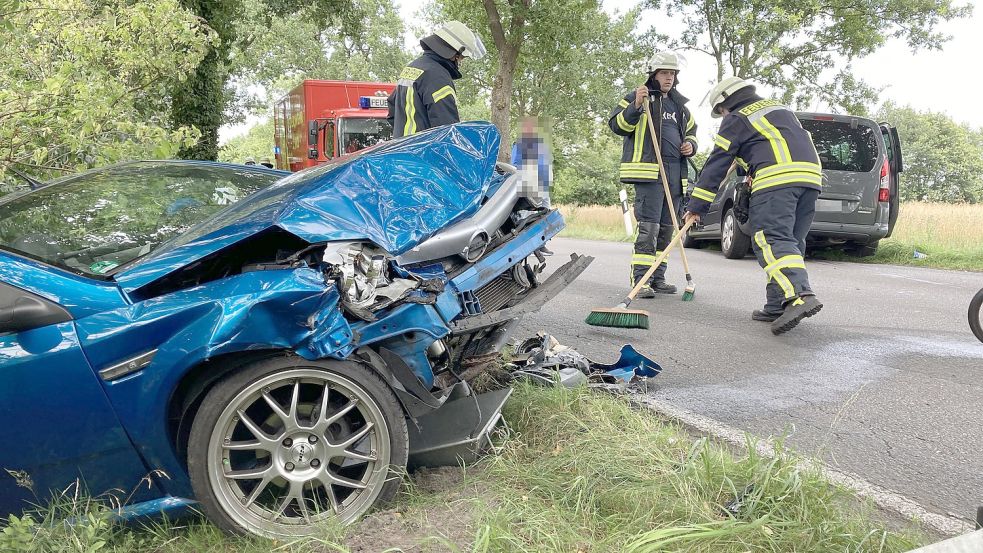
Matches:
[634,395,976,538]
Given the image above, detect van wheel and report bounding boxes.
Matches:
[845,240,879,258]
[721,208,751,259]
[682,225,703,249]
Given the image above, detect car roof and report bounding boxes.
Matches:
[795,111,879,128]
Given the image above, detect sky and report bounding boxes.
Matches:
[221,0,981,145]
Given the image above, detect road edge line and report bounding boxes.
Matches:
[633,395,975,538]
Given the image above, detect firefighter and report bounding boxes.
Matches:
[387,21,486,138]
[683,77,823,335]
[608,51,698,296]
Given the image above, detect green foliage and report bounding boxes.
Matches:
[429,0,658,159]
[0,0,213,182]
[552,134,624,205]
[878,102,983,203]
[172,0,243,161]
[233,0,410,100]
[172,0,362,160]
[218,120,276,163]
[655,0,972,111]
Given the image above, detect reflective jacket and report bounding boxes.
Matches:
[387,53,460,138]
[608,87,698,184]
[687,98,822,215]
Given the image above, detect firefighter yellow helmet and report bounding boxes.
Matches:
[703,76,755,118]
[647,51,682,73]
[426,21,487,60]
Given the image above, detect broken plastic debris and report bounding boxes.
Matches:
[509,332,662,391]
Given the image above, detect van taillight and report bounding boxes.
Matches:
[878,158,890,202]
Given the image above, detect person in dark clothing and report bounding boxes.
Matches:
[387,21,486,138]
[684,77,824,335]
[608,51,698,297]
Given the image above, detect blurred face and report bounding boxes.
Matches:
[521,117,537,136]
[654,69,676,92]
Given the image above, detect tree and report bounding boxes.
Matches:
[218,120,275,163]
[878,102,983,203]
[552,134,623,205]
[231,0,411,109]
[651,0,972,112]
[171,0,242,161]
[172,0,359,161]
[429,0,656,160]
[0,0,214,188]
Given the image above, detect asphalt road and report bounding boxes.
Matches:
[519,237,983,523]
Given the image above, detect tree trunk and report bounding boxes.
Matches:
[490,46,518,161]
[173,0,232,161]
[482,0,528,161]
[172,47,224,160]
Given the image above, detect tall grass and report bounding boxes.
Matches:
[470,385,923,552]
[557,202,983,270]
[1,386,926,552]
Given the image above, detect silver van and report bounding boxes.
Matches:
[684,112,903,258]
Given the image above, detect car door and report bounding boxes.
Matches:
[0,265,154,517]
[879,123,903,237]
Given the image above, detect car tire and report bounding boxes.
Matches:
[970,288,983,343]
[845,240,879,258]
[682,225,704,249]
[187,355,408,538]
[721,208,751,259]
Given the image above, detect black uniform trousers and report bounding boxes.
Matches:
[631,158,682,286]
[749,186,819,314]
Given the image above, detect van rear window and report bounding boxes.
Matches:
[800,119,878,173]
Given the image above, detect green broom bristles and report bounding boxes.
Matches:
[683,275,696,301]
[681,273,695,301]
[585,307,650,329]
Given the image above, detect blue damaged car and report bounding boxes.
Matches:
[0,123,592,537]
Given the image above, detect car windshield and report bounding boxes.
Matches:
[801,119,879,173]
[0,162,282,276]
[339,117,393,155]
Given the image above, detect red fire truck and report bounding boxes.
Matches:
[273,80,396,172]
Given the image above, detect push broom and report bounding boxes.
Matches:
[585,218,696,329]
[641,96,697,301]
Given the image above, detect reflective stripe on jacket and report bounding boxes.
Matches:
[607,88,698,184]
[387,54,460,138]
[687,99,822,215]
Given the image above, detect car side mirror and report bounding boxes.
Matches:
[308,120,318,148]
[0,296,61,334]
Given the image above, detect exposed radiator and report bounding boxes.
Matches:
[473,274,525,314]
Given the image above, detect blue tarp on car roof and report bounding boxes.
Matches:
[116,122,501,293]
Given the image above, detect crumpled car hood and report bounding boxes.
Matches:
[115,122,500,293]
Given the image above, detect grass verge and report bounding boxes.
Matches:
[557,203,983,271]
[1,385,926,552]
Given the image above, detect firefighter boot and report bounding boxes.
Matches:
[771,295,823,335]
[636,285,657,299]
[751,309,781,322]
[651,281,678,294]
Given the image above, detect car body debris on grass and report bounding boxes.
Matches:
[509,332,662,393]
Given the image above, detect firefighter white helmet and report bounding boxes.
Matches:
[703,76,755,118]
[647,51,682,73]
[426,21,487,60]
